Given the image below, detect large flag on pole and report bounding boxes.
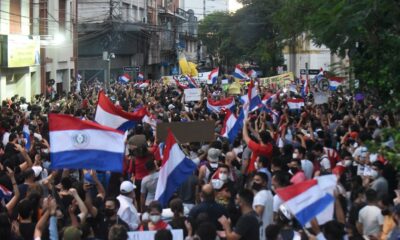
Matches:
[49,114,125,172]
[155,130,197,207]
[95,91,147,131]
[206,97,235,113]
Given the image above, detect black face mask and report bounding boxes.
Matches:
[290,167,299,174]
[104,208,115,218]
[252,182,263,191]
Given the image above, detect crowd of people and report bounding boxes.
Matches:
[0,76,399,240]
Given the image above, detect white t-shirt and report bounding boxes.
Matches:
[358,205,384,237]
[319,155,331,171]
[253,189,273,240]
[301,159,314,179]
[273,194,283,214]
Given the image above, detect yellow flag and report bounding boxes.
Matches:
[188,62,198,77]
[178,53,190,75]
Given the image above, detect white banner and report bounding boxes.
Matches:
[128,230,183,240]
[184,88,202,102]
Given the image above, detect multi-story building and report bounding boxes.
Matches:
[77,0,151,83]
[0,0,76,101]
[180,0,229,20]
[283,34,349,78]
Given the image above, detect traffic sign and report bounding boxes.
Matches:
[300,69,321,75]
[123,66,134,72]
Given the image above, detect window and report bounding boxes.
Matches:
[40,0,48,35]
[10,0,22,34]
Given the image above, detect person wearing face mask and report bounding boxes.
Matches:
[198,148,221,185]
[293,146,313,180]
[252,172,273,240]
[369,161,389,200]
[116,181,140,231]
[139,201,171,231]
[288,158,306,185]
[218,189,260,240]
[94,198,129,239]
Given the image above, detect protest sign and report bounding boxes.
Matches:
[156,121,215,143]
[259,72,294,88]
[184,88,202,102]
[314,91,329,105]
[128,230,183,240]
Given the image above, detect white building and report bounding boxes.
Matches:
[180,0,229,20]
[283,34,349,78]
[0,0,76,101]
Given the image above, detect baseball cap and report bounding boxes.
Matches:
[168,104,175,110]
[63,226,82,240]
[32,166,43,178]
[120,180,136,193]
[207,148,221,163]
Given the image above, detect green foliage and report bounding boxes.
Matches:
[198,1,284,75]
[367,128,400,168]
[275,0,400,108]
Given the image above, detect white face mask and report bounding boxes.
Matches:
[149,215,161,223]
[292,153,298,159]
[219,173,228,181]
[370,169,379,179]
[210,163,218,169]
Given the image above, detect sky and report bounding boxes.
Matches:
[229,0,243,12]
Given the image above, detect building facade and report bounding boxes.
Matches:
[283,34,349,78]
[0,0,76,101]
[180,0,229,20]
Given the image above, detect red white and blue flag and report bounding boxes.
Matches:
[49,114,125,172]
[208,67,219,85]
[155,130,197,207]
[233,65,249,80]
[275,175,336,226]
[0,184,12,200]
[221,109,244,143]
[329,77,344,91]
[138,72,144,81]
[247,79,262,112]
[118,74,131,84]
[186,75,199,88]
[287,98,305,110]
[95,91,148,131]
[206,97,235,113]
[247,69,257,79]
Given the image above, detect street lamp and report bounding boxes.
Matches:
[103,51,115,90]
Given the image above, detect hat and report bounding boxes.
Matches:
[32,166,43,178]
[120,180,136,193]
[63,226,82,240]
[207,148,221,163]
[168,104,175,110]
[33,133,42,141]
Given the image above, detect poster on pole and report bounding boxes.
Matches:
[184,88,202,102]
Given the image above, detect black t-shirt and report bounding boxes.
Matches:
[234,211,260,240]
[93,212,130,240]
[19,222,35,240]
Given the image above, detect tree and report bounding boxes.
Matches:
[275,0,400,107]
[198,0,284,76]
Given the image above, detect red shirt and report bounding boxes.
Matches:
[247,140,273,173]
[290,171,306,184]
[134,155,151,180]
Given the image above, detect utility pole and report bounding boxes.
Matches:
[203,0,206,19]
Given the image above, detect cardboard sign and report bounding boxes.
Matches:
[156,121,216,143]
[259,72,294,88]
[128,230,183,240]
[184,88,202,102]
